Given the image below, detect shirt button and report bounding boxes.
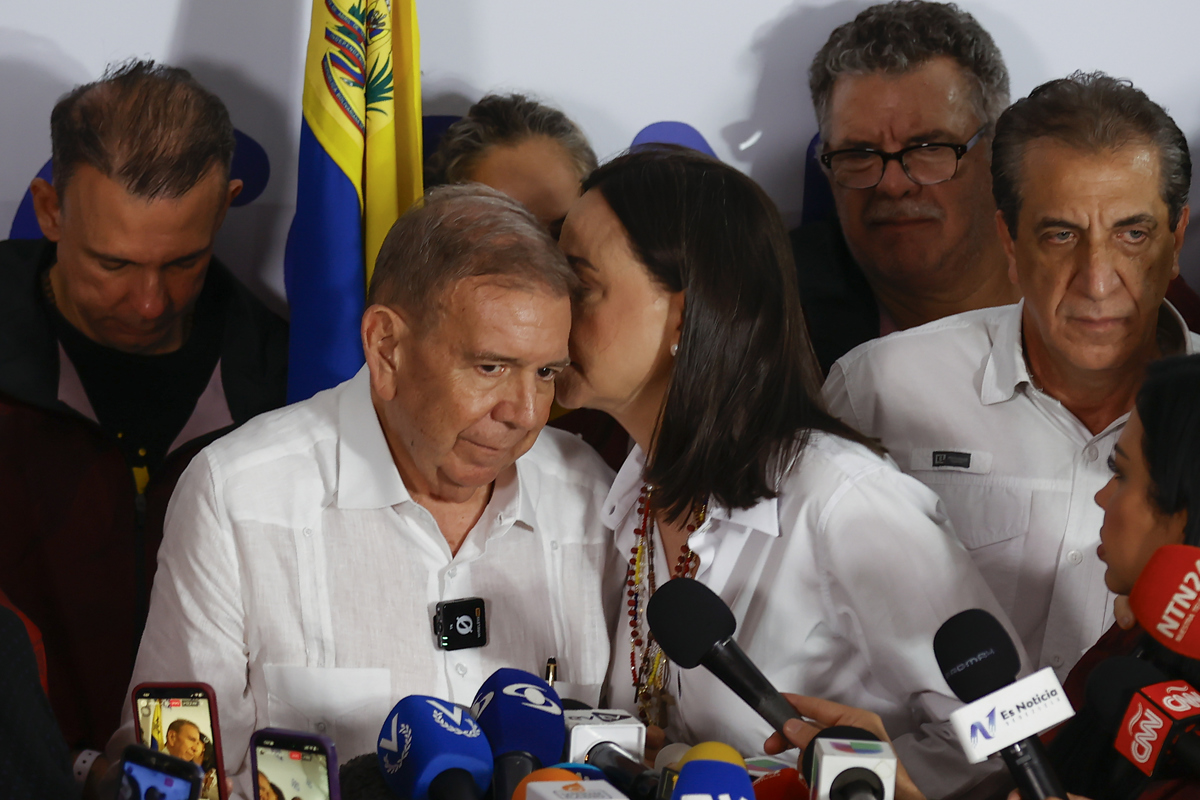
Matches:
[1084,444,1099,462]
[448,567,457,578]
[551,541,559,551]
[456,663,468,676]
[303,527,313,537]
[1050,654,1064,668]
[1067,549,1083,565]
[315,721,327,733]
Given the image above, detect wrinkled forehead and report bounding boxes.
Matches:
[1014,137,1168,223]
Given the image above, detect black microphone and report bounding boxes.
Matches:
[934,609,1068,800]
[645,578,800,734]
[341,753,397,800]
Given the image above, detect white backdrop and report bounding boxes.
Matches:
[2,0,1198,314]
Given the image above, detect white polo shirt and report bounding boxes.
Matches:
[109,367,615,798]
[602,436,1022,799]
[823,301,1198,679]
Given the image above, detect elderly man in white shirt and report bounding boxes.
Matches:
[108,185,615,795]
[824,72,1200,681]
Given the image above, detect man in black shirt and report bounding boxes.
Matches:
[0,59,287,770]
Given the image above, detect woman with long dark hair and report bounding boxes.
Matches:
[555,147,1020,799]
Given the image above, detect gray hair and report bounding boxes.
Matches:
[992,71,1191,235]
[809,1,1010,137]
[51,59,235,199]
[426,93,597,186]
[368,183,581,328]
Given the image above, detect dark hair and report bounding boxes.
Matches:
[582,146,881,521]
[809,1,1009,136]
[1137,354,1200,546]
[166,718,199,737]
[51,59,235,199]
[368,183,580,327]
[427,93,597,186]
[992,71,1191,236]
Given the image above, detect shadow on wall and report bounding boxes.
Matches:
[0,29,91,234]
[168,0,306,316]
[1179,119,1200,290]
[721,0,872,228]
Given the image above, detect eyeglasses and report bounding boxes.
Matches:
[819,125,990,189]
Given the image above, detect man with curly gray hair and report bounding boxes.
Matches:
[794,1,1019,372]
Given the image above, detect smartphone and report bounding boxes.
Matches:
[132,682,228,800]
[118,744,202,800]
[251,728,340,800]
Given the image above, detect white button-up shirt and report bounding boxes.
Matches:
[109,368,615,798]
[602,436,1023,799]
[823,302,1198,679]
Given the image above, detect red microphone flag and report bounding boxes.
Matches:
[1130,545,1200,660]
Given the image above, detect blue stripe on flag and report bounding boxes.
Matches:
[284,118,367,402]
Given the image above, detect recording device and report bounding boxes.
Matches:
[1130,544,1200,660]
[1085,657,1200,778]
[132,682,228,800]
[645,578,803,735]
[252,727,340,800]
[376,694,492,800]
[669,759,755,800]
[933,609,1073,800]
[799,727,895,800]
[118,744,203,800]
[563,709,646,762]
[433,597,488,651]
[470,668,566,800]
[583,740,660,800]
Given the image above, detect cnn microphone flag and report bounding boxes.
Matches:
[284,0,423,402]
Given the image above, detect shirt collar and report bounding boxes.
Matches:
[601,444,780,537]
[336,366,413,509]
[979,299,1195,407]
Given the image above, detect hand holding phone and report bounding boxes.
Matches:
[131,683,227,800]
[118,744,202,800]
[251,728,340,800]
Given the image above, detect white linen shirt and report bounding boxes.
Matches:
[823,302,1199,680]
[110,368,615,798]
[602,436,1024,800]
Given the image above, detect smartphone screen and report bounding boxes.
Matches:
[118,753,200,800]
[254,739,332,800]
[134,686,223,800]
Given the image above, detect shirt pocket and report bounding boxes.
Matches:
[263,664,392,759]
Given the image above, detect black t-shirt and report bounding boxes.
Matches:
[46,272,226,483]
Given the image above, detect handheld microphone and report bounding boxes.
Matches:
[676,742,745,769]
[583,741,659,800]
[563,708,646,763]
[645,578,801,734]
[525,781,630,800]
[470,668,567,800]
[512,767,582,800]
[654,743,693,772]
[934,609,1073,800]
[376,695,492,800]
[800,726,895,800]
[341,752,397,800]
[670,759,755,800]
[1090,659,1200,777]
[1130,544,1200,660]
[750,767,806,800]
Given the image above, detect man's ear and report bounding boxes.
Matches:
[1171,205,1190,279]
[213,179,243,230]
[30,178,63,242]
[362,303,411,402]
[996,209,1020,287]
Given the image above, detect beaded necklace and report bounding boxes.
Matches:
[625,483,706,727]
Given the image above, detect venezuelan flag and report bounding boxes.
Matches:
[285,0,423,401]
[149,700,164,750]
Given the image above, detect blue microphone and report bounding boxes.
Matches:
[470,668,567,800]
[670,759,755,800]
[377,695,493,800]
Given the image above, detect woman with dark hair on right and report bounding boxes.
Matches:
[555,146,1021,800]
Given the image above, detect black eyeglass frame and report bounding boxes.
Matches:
[818,125,991,189]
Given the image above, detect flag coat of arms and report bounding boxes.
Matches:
[285,0,422,401]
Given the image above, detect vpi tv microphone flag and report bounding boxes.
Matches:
[285,0,423,402]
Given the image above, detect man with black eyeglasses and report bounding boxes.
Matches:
[793,1,1019,373]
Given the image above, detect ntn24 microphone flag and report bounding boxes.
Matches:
[1131,545,1200,660]
[285,0,423,402]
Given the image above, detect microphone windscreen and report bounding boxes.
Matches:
[670,760,754,800]
[677,742,745,769]
[511,767,581,800]
[933,608,1021,702]
[799,726,877,784]
[646,578,736,668]
[340,752,397,800]
[1130,544,1200,660]
[377,695,493,800]
[751,767,805,800]
[471,668,566,766]
[1083,656,1168,730]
